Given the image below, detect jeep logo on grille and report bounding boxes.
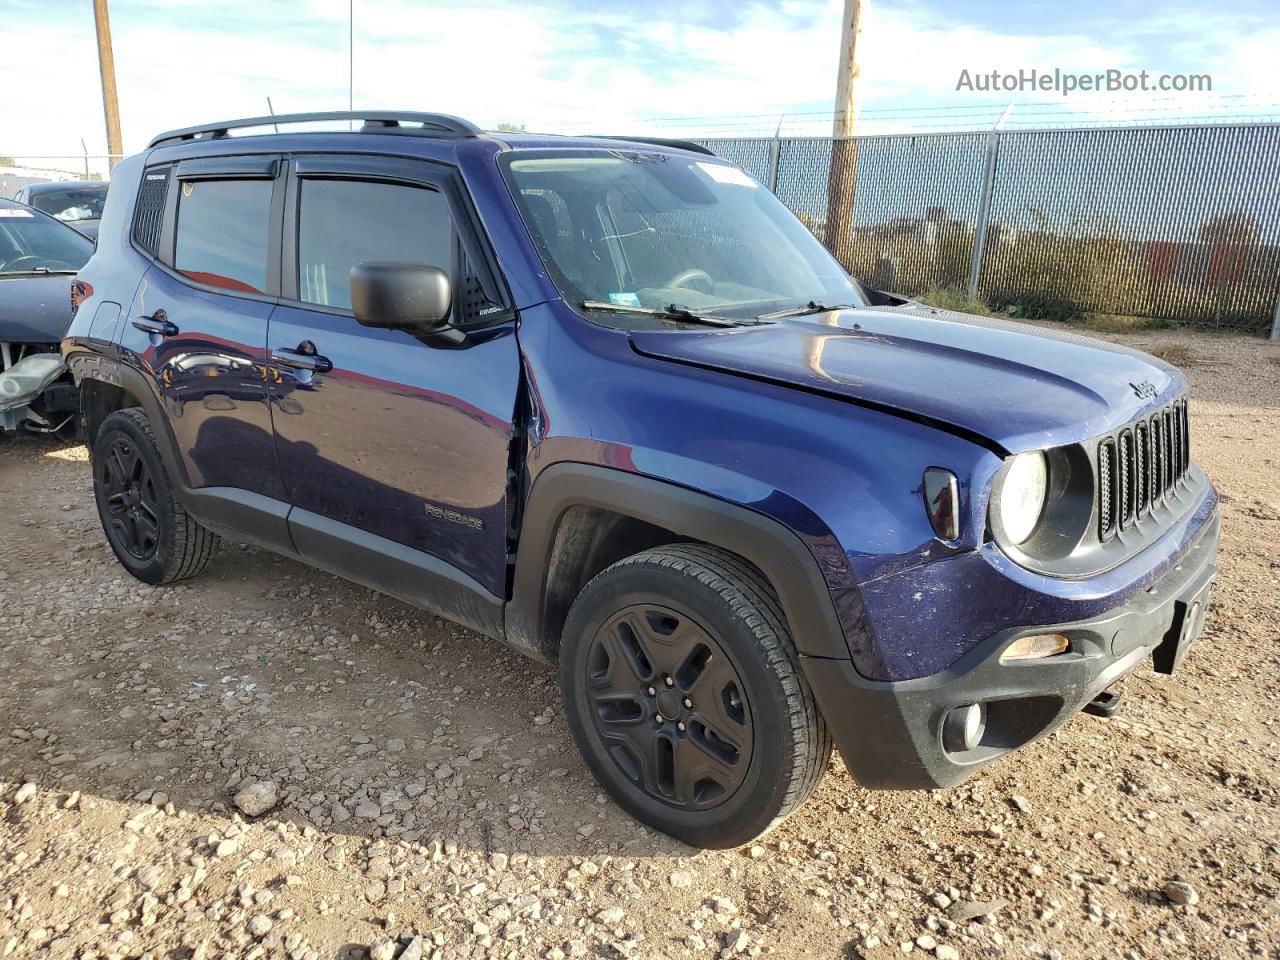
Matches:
[1130,380,1158,400]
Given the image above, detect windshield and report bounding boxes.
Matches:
[0,208,94,273]
[500,149,865,324]
[28,185,107,222]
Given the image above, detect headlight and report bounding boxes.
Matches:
[0,354,65,412]
[997,452,1048,545]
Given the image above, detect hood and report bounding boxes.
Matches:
[0,273,76,343]
[628,305,1184,455]
[70,220,100,241]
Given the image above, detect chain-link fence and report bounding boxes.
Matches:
[698,123,1280,335]
[5,132,1279,333]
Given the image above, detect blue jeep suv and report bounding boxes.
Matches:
[63,112,1219,848]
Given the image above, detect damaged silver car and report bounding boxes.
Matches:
[0,197,94,436]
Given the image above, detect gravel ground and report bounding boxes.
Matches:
[1,325,1278,960]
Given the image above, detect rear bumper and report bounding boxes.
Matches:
[803,509,1220,790]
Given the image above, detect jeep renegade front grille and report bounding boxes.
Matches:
[1096,399,1189,541]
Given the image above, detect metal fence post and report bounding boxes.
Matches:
[767,136,781,193]
[966,130,1000,300]
[1271,291,1280,341]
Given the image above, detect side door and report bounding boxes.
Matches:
[268,153,520,625]
[120,154,291,546]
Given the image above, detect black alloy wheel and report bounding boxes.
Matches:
[560,544,831,848]
[586,603,754,810]
[91,407,220,584]
[99,435,161,560]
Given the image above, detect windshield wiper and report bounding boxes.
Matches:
[582,300,754,328]
[0,267,78,276]
[756,300,858,321]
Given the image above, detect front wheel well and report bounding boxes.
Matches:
[537,506,676,661]
[507,464,852,663]
[535,505,780,662]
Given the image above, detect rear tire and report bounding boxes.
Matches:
[91,408,220,584]
[560,543,831,848]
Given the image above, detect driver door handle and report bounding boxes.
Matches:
[270,347,333,373]
[132,310,178,337]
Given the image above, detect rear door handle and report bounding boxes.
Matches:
[132,310,178,337]
[270,347,333,373]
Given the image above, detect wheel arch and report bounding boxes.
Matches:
[80,376,142,449]
[73,353,192,490]
[506,463,850,663]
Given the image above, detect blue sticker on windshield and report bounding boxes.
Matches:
[608,292,642,307]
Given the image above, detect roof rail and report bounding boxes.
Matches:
[148,111,481,149]
[596,136,715,157]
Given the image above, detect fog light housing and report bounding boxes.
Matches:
[942,702,986,752]
[1000,633,1070,663]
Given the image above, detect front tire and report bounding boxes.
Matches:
[91,408,220,584]
[560,544,831,848]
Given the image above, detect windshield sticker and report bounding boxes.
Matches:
[608,292,642,307]
[695,162,758,188]
[0,209,34,217]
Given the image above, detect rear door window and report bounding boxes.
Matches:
[174,179,273,294]
[296,178,453,311]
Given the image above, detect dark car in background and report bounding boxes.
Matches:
[13,181,110,241]
[0,198,94,435]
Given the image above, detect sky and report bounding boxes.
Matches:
[3,0,1279,175]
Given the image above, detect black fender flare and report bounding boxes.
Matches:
[70,347,189,484]
[505,462,851,662]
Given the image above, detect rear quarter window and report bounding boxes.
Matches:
[132,167,171,256]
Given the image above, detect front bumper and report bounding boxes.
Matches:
[0,352,72,433]
[803,509,1220,790]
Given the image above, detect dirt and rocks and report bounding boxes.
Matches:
[1,325,1278,960]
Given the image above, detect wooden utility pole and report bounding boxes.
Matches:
[825,0,862,266]
[832,0,862,140]
[93,0,124,169]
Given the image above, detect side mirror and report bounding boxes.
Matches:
[350,262,451,334]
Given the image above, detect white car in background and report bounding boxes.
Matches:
[0,197,94,436]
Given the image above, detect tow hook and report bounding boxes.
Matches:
[1083,689,1124,718]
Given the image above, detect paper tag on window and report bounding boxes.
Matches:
[0,209,34,217]
[695,162,758,188]
[608,292,642,307]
